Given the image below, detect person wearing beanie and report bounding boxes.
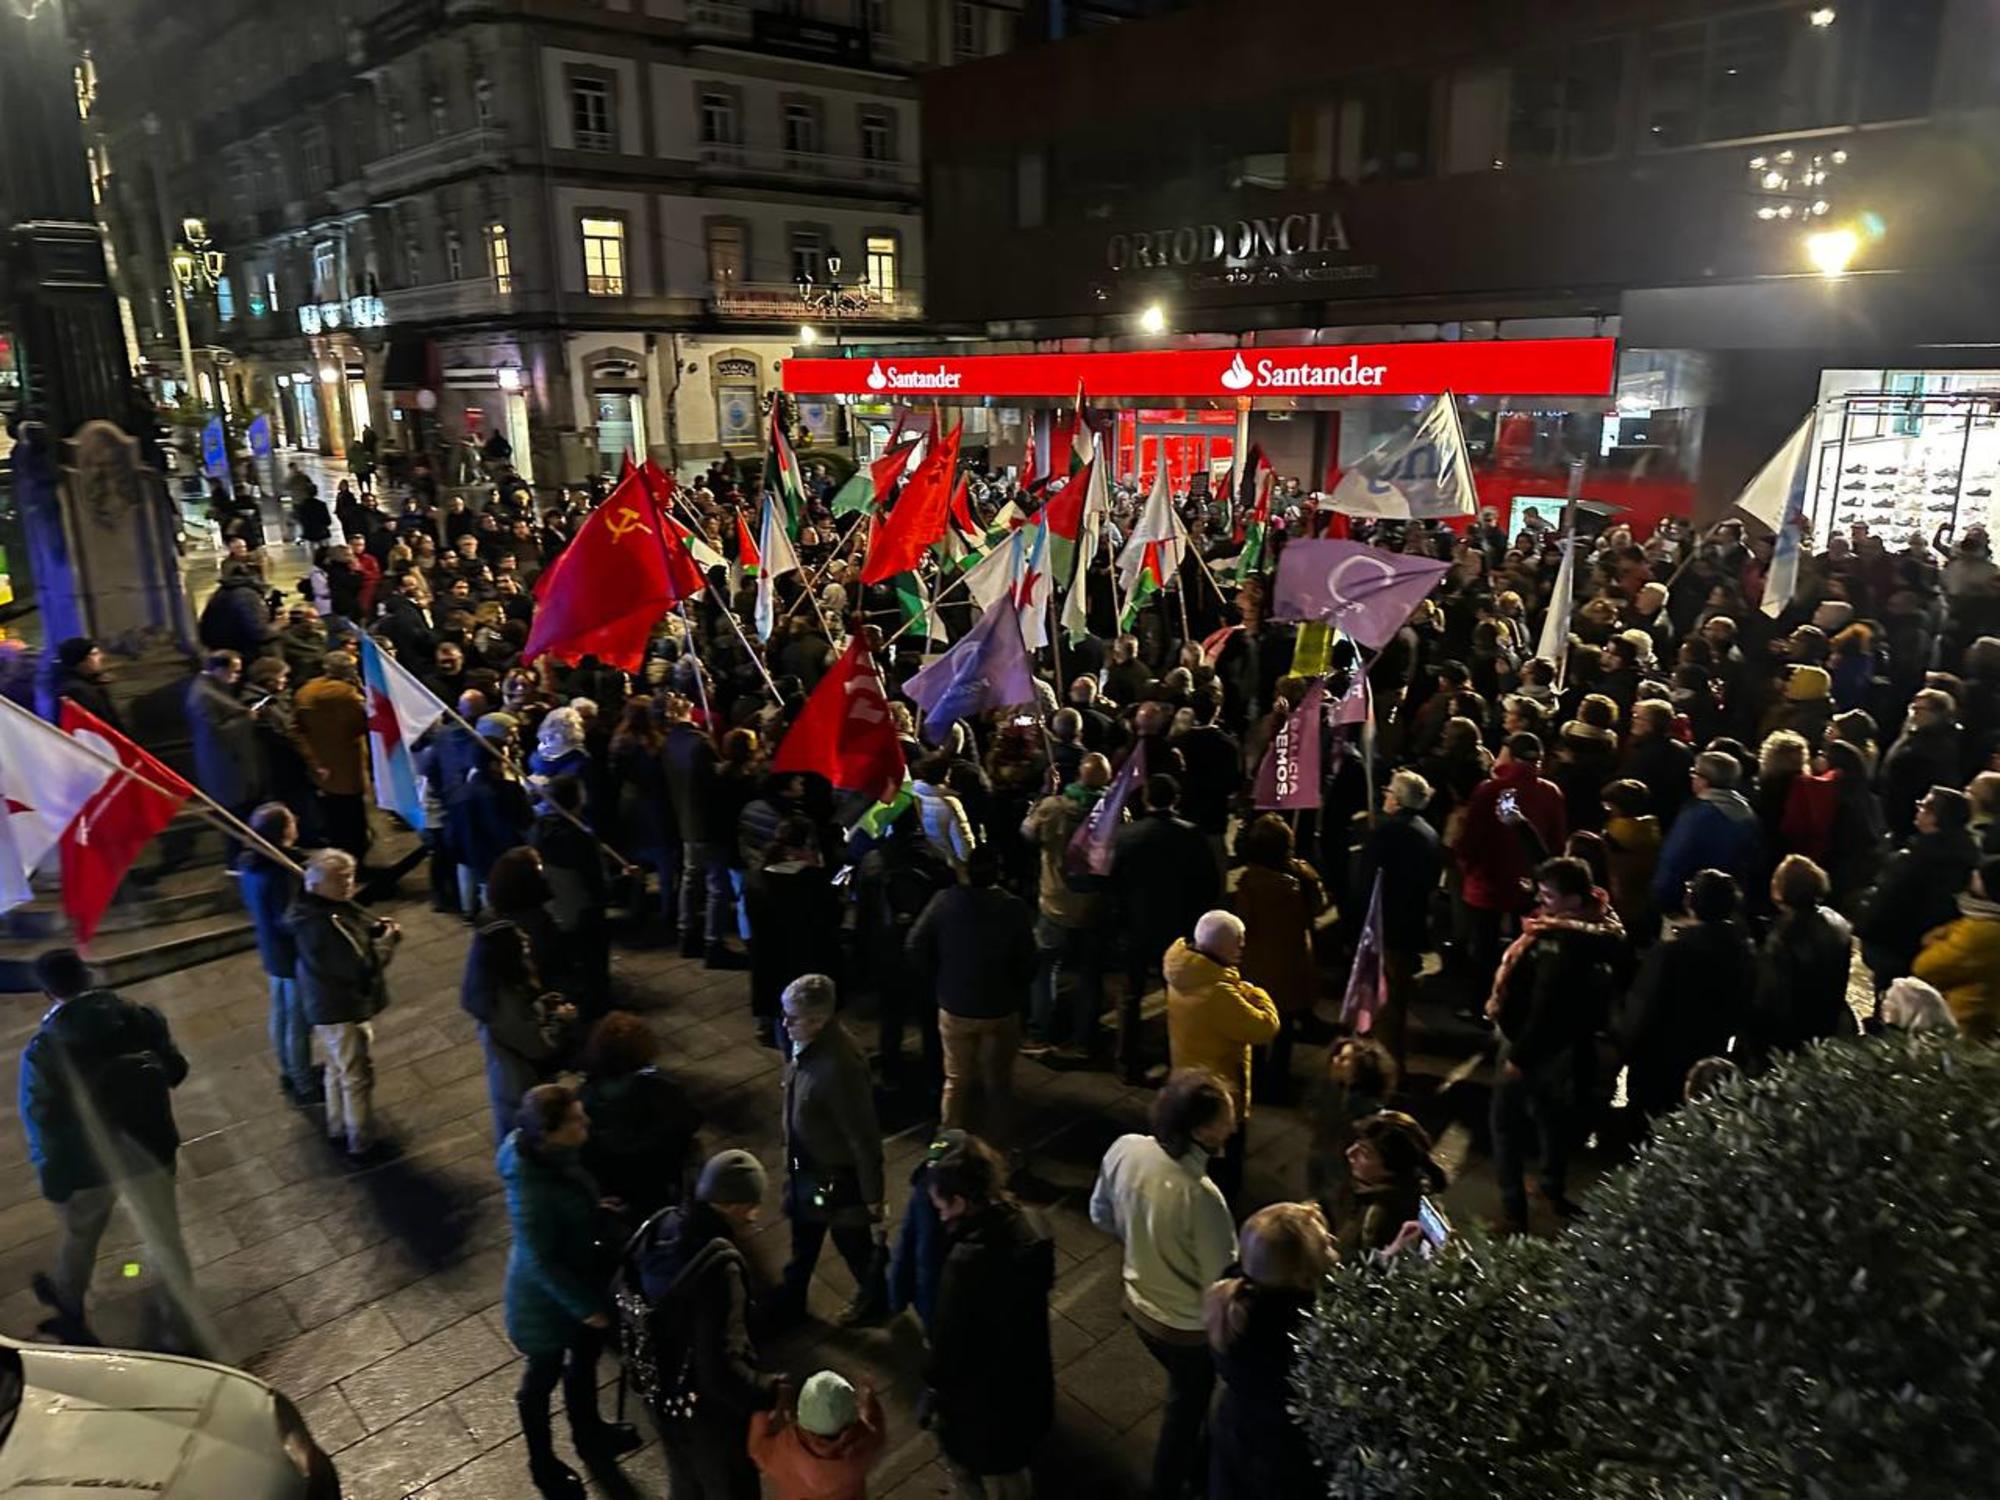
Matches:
[1759,663,1833,745]
[747,1368,886,1500]
[630,1147,782,1499]
[44,637,124,730]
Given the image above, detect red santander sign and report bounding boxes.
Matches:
[783,337,1615,401]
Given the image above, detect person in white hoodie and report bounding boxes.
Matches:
[1090,1068,1239,1500]
[912,751,977,874]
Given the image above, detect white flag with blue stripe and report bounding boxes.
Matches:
[359,634,449,830]
[1744,415,1817,618]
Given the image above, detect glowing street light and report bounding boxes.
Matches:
[1808,7,1836,27]
[1805,226,1860,278]
[798,324,819,346]
[1139,302,1167,335]
[497,366,522,391]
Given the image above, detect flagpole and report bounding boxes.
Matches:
[781,509,869,624]
[2,695,305,880]
[643,479,784,701]
[1553,458,1585,693]
[427,699,636,875]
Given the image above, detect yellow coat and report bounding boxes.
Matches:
[1913,907,2000,1041]
[1164,938,1281,1118]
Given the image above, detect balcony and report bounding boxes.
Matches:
[363,126,509,199]
[708,280,923,323]
[380,278,513,325]
[695,142,918,192]
[688,1,892,70]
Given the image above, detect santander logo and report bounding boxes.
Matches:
[863,361,961,392]
[1220,352,1389,393]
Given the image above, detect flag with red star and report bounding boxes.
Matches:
[360,635,449,831]
[56,701,193,945]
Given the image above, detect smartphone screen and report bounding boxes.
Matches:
[1497,790,1519,818]
[1418,1195,1451,1249]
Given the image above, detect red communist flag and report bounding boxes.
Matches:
[56,701,193,944]
[526,469,685,672]
[770,634,905,800]
[862,418,962,585]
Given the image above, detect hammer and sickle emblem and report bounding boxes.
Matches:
[605,505,653,543]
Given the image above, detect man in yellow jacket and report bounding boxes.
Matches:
[1164,910,1280,1203]
[1913,857,2000,1041]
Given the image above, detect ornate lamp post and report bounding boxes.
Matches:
[167,216,223,408]
[794,250,875,356]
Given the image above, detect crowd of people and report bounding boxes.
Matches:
[17,437,2000,1498]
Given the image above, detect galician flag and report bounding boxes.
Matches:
[1327,391,1479,519]
[360,634,449,832]
[1536,535,1579,681]
[755,493,801,642]
[1118,466,1187,628]
[962,510,1053,650]
[1733,413,1816,618]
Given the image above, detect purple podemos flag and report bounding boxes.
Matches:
[1339,872,1388,1034]
[1067,739,1146,879]
[903,594,1039,741]
[1253,680,1325,811]
[1270,539,1450,650]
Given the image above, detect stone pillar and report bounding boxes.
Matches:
[1,0,190,651]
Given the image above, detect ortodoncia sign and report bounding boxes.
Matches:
[782,338,1616,401]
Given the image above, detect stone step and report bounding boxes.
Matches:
[0,864,244,941]
[0,910,256,994]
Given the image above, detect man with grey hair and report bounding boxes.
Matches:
[776,975,888,1326]
[1652,749,1761,914]
[1163,910,1278,1203]
[286,849,400,1163]
[1356,769,1443,1066]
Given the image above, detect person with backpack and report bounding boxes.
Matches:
[625,1149,784,1500]
[19,949,197,1351]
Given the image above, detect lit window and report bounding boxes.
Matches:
[572,76,614,152]
[581,216,625,295]
[865,234,897,298]
[265,268,282,312]
[487,222,512,295]
[699,91,738,146]
[706,221,747,286]
[216,275,236,322]
[783,100,821,157]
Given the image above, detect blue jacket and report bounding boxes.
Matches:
[497,1131,607,1356]
[1653,789,1762,911]
[237,847,300,977]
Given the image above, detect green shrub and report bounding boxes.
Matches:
[1293,1037,2000,1499]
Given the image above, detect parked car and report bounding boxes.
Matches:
[0,1336,339,1497]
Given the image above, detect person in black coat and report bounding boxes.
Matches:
[1618,701,1694,828]
[1749,853,1859,1066]
[187,651,263,817]
[744,817,845,1046]
[1854,785,1981,992]
[923,1136,1055,1494]
[851,806,955,1098]
[1620,869,1757,1121]
[1205,1202,1336,1500]
[578,1014,701,1224]
[530,777,611,1017]
[1878,691,1963,838]
[1110,775,1223,1081]
[1354,771,1444,1066]
[198,571,272,659]
[450,718,533,913]
[43,638,125,729]
[663,700,737,964]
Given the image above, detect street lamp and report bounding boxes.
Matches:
[1805,225,1860,278]
[795,251,876,355]
[1139,302,1168,335]
[168,216,224,408]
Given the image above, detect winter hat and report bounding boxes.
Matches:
[694,1148,768,1207]
[55,637,98,671]
[475,711,519,742]
[1785,665,1832,702]
[795,1370,858,1438]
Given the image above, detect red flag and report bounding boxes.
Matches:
[862,420,962,585]
[525,469,679,672]
[56,702,192,945]
[770,635,905,800]
[734,509,761,572]
[1040,456,1093,545]
[947,473,979,542]
[869,438,922,507]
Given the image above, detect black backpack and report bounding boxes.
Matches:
[611,1209,732,1425]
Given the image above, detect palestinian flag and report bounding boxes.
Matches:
[1119,466,1186,627]
[1120,542,1168,630]
[892,569,946,644]
[831,471,874,517]
[735,510,761,577]
[764,403,807,535]
[1232,449,1275,582]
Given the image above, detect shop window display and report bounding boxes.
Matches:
[1816,369,2000,546]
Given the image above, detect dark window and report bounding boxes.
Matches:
[1643,22,1705,148]
[1703,9,1792,141]
[1360,75,1432,181]
[1505,49,1563,167]
[1859,0,1943,121]
[1565,35,1625,159]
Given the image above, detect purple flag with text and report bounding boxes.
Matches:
[1339,872,1387,1034]
[1252,680,1325,810]
[1067,740,1146,879]
[1270,539,1450,650]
